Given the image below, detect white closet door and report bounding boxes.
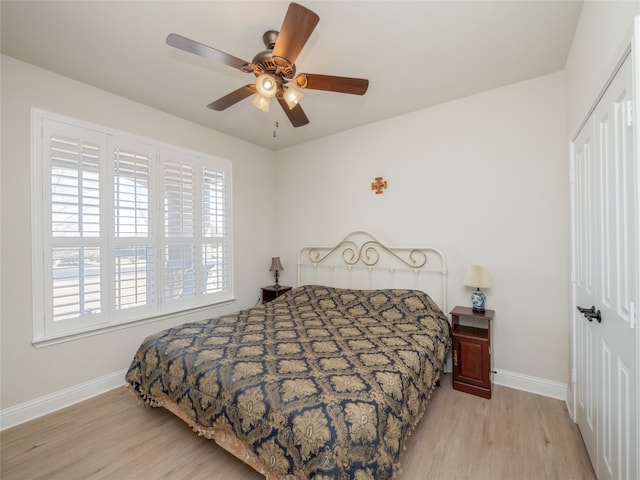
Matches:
[573,113,598,465]
[593,53,637,480]
[573,53,637,480]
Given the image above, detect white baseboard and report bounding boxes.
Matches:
[1,369,127,431]
[1,367,568,431]
[494,368,567,401]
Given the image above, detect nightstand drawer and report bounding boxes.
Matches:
[261,286,292,304]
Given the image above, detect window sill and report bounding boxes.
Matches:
[32,298,236,348]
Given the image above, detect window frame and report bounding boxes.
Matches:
[31,108,234,346]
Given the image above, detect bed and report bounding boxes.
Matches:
[126,232,451,480]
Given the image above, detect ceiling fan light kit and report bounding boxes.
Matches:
[282,86,303,109]
[251,94,272,113]
[166,2,369,128]
[255,73,278,98]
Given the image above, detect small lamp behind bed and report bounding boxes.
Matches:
[270,257,284,289]
[463,265,491,312]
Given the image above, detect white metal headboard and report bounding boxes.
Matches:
[297,231,448,312]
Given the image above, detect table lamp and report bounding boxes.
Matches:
[270,257,284,289]
[463,265,491,312]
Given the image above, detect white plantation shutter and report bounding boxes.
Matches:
[114,245,153,310]
[164,160,193,236]
[50,135,100,238]
[202,167,228,294]
[51,246,102,321]
[161,156,231,301]
[114,147,151,238]
[163,159,194,301]
[203,242,227,293]
[32,110,233,343]
[112,140,155,313]
[44,121,107,334]
[202,168,226,237]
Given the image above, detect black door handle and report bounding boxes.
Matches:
[577,305,602,323]
[586,309,602,323]
[577,305,595,315]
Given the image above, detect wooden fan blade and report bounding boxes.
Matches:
[294,73,369,95]
[167,33,250,71]
[272,3,319,65]
[277,96,309,127]
[207,85,256,111]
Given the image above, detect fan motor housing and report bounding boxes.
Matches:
[251,31,296,81]
[262,30,279,49]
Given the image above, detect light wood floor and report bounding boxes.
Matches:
[1,374,595,480]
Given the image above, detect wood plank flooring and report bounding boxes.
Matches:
[1,374,595,480]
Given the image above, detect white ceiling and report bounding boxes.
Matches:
[1,1,583,151]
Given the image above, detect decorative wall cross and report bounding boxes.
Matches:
[371,176,388,194]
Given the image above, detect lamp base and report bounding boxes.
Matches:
[471,289,486,312]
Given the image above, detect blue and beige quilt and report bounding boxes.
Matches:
[127,285,451,480]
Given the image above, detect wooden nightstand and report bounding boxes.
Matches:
[450,306,495,399]
[261,285,292,304]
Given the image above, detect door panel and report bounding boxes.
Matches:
[572,53,637,480]
[593,54,636,480]
[573,115,598,464]
[454,336,489,387]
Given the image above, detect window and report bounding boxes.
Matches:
[31,109,233,343]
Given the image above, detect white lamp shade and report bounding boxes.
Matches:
[251,94,271,112]
[463,265,491,289]
[255,73,278,98]
[282,86,303,109]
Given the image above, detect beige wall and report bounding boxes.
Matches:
[272,0,640,393]
[276,71,570,385]
[0,55,277,409]
[3,1,638,416]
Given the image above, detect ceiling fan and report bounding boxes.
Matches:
[166,2,369,127]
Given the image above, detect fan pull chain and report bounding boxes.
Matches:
[273,121,279,138]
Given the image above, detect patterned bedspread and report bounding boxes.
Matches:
[126,285,451,480]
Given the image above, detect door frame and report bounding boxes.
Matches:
[634,16,640,479]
